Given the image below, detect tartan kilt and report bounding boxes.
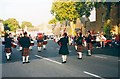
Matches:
[87,43,92,50]
[5,48,11,53]
[43,41,47,45]
[37,42,43,47]
[77,45,82,52]
[22,48,30,56]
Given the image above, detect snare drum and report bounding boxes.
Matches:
[12,42,17,48]
[30,41,34,46]
[43,41,47,45]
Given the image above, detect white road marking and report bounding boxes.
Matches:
[35,55,62,65]
[84,71,105,79]
[92,55,107,59]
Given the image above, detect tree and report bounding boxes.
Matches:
[51,1,95,24]
[51,1,96,36]
[21,21,33,29]
[103,19,112,39]
[3,18,20,31]
[75,2,94,18]
[51,2,78,21]
[49,18,57,24]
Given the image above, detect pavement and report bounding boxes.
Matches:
[0,39,119,79]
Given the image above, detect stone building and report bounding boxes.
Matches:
[86,4,120,35]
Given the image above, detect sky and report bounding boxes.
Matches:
[0,0,53,26]
[0,0,97,26]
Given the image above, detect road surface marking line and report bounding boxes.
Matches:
[35,55,62,65]
[92,55,107,59]
[83,71,105,79]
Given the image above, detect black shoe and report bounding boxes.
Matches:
[7,59,10,61]
[87,54,91,56]
[44,48,46,50]
[78,58,82,59]
[62,61,66,63]
[23,62,25,64]
[26,61,30,63]
[38,51,41,52]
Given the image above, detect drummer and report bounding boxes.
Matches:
[37,33,44,52]
[29,34,34,50]
[4,33,12,61]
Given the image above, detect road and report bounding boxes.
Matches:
[1,39,119,79]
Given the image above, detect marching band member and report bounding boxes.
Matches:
[37,33,43,52]
[29,34,34,50]
[20,32,31,64]
[58,33,69,63]
[17,34,22,51]
[76,32,83,59]
[43,33,47,50]
[4,33,12,61]
[74,33,79,51]
[86,31,93,56]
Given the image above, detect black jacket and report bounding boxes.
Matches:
[5,37,12,48]
[20,36,30,48]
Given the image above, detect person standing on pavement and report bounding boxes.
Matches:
[58,33,69,63]
[86,31,93,56]
[20,32,31,64]
[76,32,83,59]
[4,33,12,61]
